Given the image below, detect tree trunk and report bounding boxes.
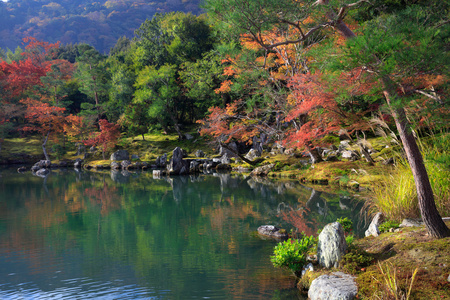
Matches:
[94,90,101,125]
[305,143,323,164]
[170,114,185,140]
[42,131,51,161]
[219,142,265,166]
[358,143,375,164]
[323,4,450,237]
[382,77,449,238]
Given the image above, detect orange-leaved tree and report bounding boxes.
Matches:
[20,98,67,161]
[83,119,121,160]
[284,69,376,162]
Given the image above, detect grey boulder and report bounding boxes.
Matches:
[317,222,347,269]
[110,150,129,161]
[308,272,357,300]
[365,212,384,237]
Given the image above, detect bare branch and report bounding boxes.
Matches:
[263,22,331,49]
[414,89,444,104]
[337,0,372,20]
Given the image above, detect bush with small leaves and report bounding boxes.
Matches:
[271,236,316,276]
[337,217,353,235]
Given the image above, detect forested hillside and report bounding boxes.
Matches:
[0,0,202,53]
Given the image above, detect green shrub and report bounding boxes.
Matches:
[337,217,353,235]
[51,144,66,159]
[345,234,355,247]
[271,236,316,276]
[378,220,400,233]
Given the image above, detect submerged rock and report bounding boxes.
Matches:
[35,168,50,177]
[308,272,357,300]
[257,225,288,240]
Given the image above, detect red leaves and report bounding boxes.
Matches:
[198,100,261,144]
[0,58,49,97]
[284,70,375,149]
[284,72,343,148]
[0,37,69,99]
[83,119,121,155]
[20,98,66,135]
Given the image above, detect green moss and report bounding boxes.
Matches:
[341,246,375,274]
[349,221,450,299]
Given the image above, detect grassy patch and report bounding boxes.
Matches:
[352,222,450,299]
[371,132,450,221]
[1,137,43,157]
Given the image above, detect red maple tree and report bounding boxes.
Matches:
[20,98,67,160]
[83,119,121,160]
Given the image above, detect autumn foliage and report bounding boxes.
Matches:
[20,98,67,135]
[83,119,121,159]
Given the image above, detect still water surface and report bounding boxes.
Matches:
[0,168,366,299]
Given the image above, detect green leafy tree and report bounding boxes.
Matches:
[134,64,183,139]
[160,12,214,64]
[75,44,110,123]
[132,14,172,70]
[179,50,224,121]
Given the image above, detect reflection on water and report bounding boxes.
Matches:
[0,168,367,299]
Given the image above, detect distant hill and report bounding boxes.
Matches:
[0,0,203,54]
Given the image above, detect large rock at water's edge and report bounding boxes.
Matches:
[74,158,83,169]
[121,160,132,170]
[257,225,288,240]
[110,150,129,161]
[167,147,190,175]
[250,164,274,176]
[317,222,347,269]
[31,160,51,172]
[308,272,357,300]
[365,212,385,237]
[155,153,168,168]
[245,148,261,161]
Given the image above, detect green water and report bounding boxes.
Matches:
[0,168,366,299]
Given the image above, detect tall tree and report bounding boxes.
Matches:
[75,44,109,123]
[20,98,67,161]
[204,0,450,238]
[134,64,183,139]
[83,119,121,160]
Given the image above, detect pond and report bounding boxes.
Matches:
[0,168,367,299]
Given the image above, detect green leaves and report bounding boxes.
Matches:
[271,236,316,275]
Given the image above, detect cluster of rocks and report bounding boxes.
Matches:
[81,147,235,176]
[365,212,426,237]
[309,140,394,165]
